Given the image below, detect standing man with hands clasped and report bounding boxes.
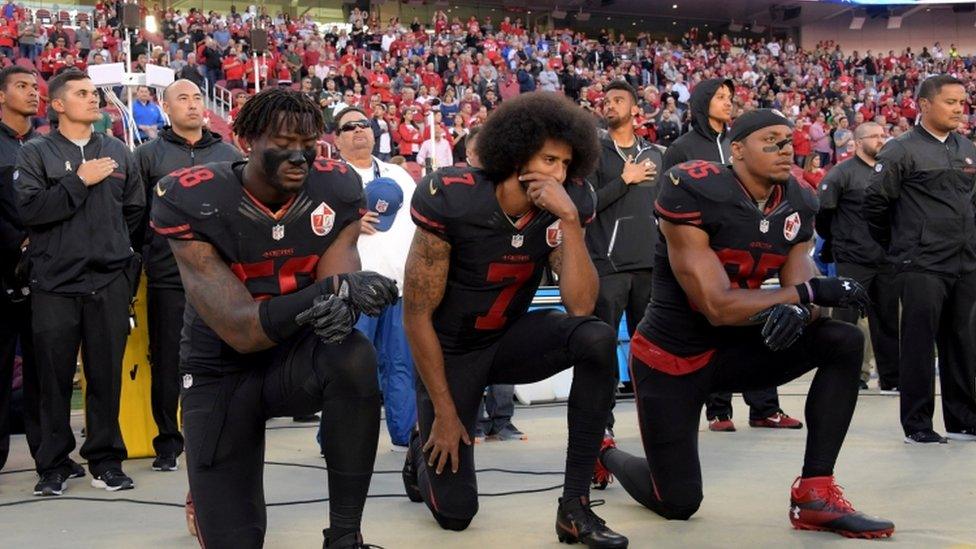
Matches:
[864,75,976,444]
[15,69,144,496]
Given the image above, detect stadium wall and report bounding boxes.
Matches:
[800,10,976,55]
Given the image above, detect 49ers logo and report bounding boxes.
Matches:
[311,202,335,236]
[783,212,801,242]
[546,220,563,248]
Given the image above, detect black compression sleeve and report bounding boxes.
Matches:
[258,277,339,343]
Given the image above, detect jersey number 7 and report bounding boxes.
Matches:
[474,262,534,330]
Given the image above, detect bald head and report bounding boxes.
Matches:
[162,79,205,134]
[163,79,203,102]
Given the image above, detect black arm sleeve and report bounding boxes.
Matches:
[258,277,340,343]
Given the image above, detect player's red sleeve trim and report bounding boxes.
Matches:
[151,221,192,235]
[654,201,702,223]
[410,206,446,231]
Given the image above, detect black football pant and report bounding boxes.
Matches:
[603,320,862,520]
[833,262,900,389]
[0,296,40,468]
[32,275,130,476]
[147,286,185,457]
[182,330,380,548]
[594,269,653,431]
[897,270,976,435]
[413,310,617,531]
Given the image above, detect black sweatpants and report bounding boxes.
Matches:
[32,274,130,476]
[834,262,900,390]
[594,270,653,431]
[897,270,976,435]
[0,296,40,468]
[147,286,185,457]
[182,330,380,548]
[603,320,863,520]
[413,310,617,530]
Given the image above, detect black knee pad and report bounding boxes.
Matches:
[566,318,617,372]
[433,511,473,531]
[658,492,702,521]
[317,331,380,399]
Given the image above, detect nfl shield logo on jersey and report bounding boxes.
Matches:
[546,220,563,247]
[271,224,285,241]
[511,234,524,248]
[783,212,801,241]
[311,202,336,236]
[376,199,389,214]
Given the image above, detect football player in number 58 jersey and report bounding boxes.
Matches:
[597,109,895,539]
[401,92,628,547]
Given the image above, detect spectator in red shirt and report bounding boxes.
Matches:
[223,52,246,89]
[792,119,812,167]
[397,108,423,161]
[801,154,826,191]
[0,16,17,59]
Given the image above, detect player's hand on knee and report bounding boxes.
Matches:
[752,304,810,351]
[295,294,355,344]
[423,413,471,475]
[337,271,399,316]
[796,276,870,317]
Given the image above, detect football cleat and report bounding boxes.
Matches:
[789,476,894,539]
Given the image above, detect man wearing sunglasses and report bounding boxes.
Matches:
[597,109,895,539]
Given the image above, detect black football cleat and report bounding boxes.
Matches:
[322,528,384,548]
[556,496,628,548]
[402,429,423,503]
[789,476,894,539]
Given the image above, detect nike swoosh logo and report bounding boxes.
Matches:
[156,183,167,197]
[429,179,437,195]
[767,416,781,423]
[669,171,680,185]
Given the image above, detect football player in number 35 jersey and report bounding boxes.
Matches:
[598,109,895,539]
[150,89,397,549]
[401,92,629,547]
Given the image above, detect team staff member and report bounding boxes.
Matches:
[153,89,398,548]
[817,121,899,392]
[663,77,797,432]
[864,74,976,444]
[586,80,662,437]
[0,66,45,473]
[15,69,144,495]
[332,106,418,450]
[134,79,243,472]
[598,109,894,539]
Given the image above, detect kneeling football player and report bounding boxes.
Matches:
[596,109,895,539]
[401,92,628,547]
[151,88,398,548]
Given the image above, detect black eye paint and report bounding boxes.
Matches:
[262,146,318,177]
[761,137,793,153]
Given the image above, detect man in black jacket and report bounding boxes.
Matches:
[864,74,976,444]
[817,122,899,393]
[0,66,43,474]
[134,79,242,472]
[662,78,799,432]
[585,80,661,439]
[15,70,144,495]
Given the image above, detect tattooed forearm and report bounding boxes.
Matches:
[170,240,275,354]
[403,228,450,316]
[548,246,564,277]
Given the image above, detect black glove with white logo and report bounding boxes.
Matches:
[795,276,870,317]
[295,294,356,344]
[751,304,811,352]
[336,271,399,316]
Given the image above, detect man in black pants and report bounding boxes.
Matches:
[134,79,242,472]
[0,66,43,473]
[402,93,627,548]
[662,78,798,432]
[15,69,144,496]
[152,89,398,549]
[585,80,662,440]
[864,75,976,444]
[817,121,899,393]
[598,110,895,539]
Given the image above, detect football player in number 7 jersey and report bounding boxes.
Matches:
[597,109,895,539]
[150,89,397,549]
[402,92,628,547]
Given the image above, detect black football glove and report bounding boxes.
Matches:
[295,294,355,344]
[796,276,870,317]
[751,304,811,352]
[336,271,399,316]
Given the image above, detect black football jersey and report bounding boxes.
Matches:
[410,167,596,353]
[637,160,818,356]
[150,159,365,373]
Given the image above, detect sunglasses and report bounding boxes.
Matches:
[338,120,371,133]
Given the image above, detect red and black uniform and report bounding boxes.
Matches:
[408,167,620,530]
[602,161,865,520]
[151,159,380,547]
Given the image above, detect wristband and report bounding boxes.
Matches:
[258,278,334,343]
[795,281,813,304]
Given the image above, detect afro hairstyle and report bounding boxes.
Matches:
[475,92,599,183]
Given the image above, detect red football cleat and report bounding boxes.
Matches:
[750,412,803,429]
[708,416,737,432]
[592,436,616,490]
[789,476,894,539]
[185,490,199,540]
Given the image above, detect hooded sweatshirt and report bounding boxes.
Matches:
[661,78,733,171]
